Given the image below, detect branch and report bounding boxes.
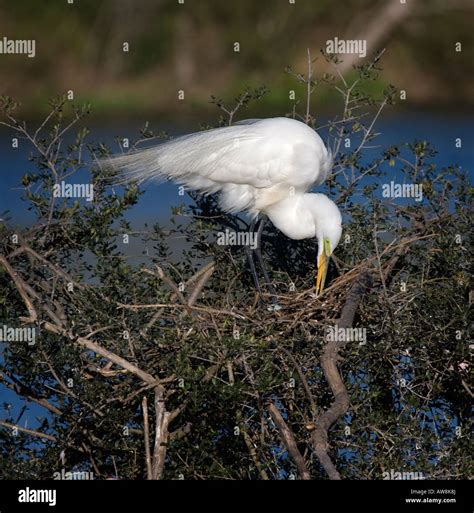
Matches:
[142,396,153,480]
[0,420,87,454]
[151,385,170,480]
[0,370,62,416]
[305,47,314,125]
[312,271,372,479]
[338,271,372,331]
[143,261,215,331]
[42,321,159,386]
[187,263,215,306]
[279,347,318,419]
[267,402,311,480]
[0,255,37,323]
[169,422,192,442]
[118,302,247,320]
[20,243,85,290]
[143,265,187,305]
[0,419,55,441]
[242,428,269,480]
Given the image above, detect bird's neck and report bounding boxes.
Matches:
[263,194,317,240]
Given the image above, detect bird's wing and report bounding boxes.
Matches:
[232,119,261,125]
[105,119,330,192]
[311,148,333,187]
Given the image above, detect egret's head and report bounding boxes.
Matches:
[304,193,342,296]
[264,192,342,295]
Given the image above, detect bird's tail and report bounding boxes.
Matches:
[100,125,260,187]
[100,145,168,186]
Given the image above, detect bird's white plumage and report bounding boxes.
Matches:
[106,115,342,293]
[107,117,332,217]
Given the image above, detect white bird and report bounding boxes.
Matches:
[106,117,342,296]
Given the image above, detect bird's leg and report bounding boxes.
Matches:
[244,246,262,296]
[253,218,281,310]
[245,218,263,295]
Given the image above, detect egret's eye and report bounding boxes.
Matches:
[323,237,331,256]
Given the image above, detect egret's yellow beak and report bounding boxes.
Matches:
[316,238,331,296]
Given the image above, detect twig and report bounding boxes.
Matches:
[118,302,247,320]
[144,261,216,330]
[461,379,473,398]
[279,347,318,419]
[21,243,85,290]
[144,265,187,305]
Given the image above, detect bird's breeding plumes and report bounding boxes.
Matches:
[104,117,333,217]
[105,117,340,294]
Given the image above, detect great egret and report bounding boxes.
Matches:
[105,117,342,298]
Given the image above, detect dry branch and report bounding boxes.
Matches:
[267,401,311,480]
[42,321,158,386]
[151,385,170,480]
[0,255,37,323]
[311,271,372,479]
[188,263,215,306]
[242,428,269,480]
[142,396,153,480]
[0,419,55,441]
